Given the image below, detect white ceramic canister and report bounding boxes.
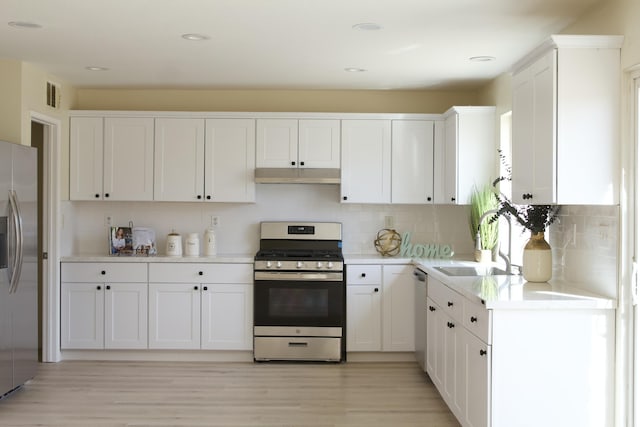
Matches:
[166,231,182,257]
[185,233,200,257]
[204,228,216,256]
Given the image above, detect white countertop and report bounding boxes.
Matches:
[61,254,254,263]
[414,260,616,310]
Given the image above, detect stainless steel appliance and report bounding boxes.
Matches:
[0,141,38,397]
[414,268,427,372]
[253,222,345,362]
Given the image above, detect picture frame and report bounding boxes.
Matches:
[109,226,133,255]
[132,227,157,256]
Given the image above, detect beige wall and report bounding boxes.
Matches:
[0,59,23,144]
[74,88,480,114]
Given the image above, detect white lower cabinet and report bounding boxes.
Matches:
[61,263,148,349]
[346,264,414,352]
[148,263,253,350]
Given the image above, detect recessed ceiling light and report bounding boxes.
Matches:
[352,23,382,31]
[181,33,210,41]
[85,66,109,71]
[8,21,42,29]
[469,56,496,62]
[344,67,367,73]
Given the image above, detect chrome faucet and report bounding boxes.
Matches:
[477,209,515,275]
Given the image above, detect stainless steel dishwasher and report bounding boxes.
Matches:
[413,268,427,372]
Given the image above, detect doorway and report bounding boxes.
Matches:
[29,113,61,363]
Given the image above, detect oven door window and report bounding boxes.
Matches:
[254,281,344,327]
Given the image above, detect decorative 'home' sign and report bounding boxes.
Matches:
[399,232,454,259]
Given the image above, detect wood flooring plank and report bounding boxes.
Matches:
[0,361,460,426]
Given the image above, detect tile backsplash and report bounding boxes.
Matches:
[61,186,619,299]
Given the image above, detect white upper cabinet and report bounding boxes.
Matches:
[341,120,392,203]
[438,107,496,205]
[154,118,205,202]
[391,120,435,204]
[70,116,154,201]
[511,35,622,205]
[256,118,340,168]
[205,119,256,203]
[154,118,255,202]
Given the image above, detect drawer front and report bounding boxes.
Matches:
[207,263,252,284]
[61,262,147,283]
[149,263,217,283]
[463,300,491,344]
[428,278,463,322]
[347,265,381,285]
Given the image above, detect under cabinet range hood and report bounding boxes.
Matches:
[254,168,340,184]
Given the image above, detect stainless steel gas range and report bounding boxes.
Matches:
[253,222,346,362]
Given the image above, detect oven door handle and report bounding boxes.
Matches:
[254,271,343,281]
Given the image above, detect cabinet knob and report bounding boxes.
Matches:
[104,193,110,198]
[447,301,453,307]
[361,273,366,278]
[522,193,533,200]
[106,285,111,290]
[428,306,436,312]
[343,196,348,201]
[291,161,296,166]
[206,195,211,200]
[198,271,203,276]
[96,285,101,290]
[203,286,208,291]
[300,161,305,166]
[95,193,100,198]
[447,322,455,328]
[197,195,202,200]
[427,196,432,202]
[479,349,487,356]
[374,288,379,293]
[470,316,478,323]
[100,270,106,275]
[193,285,199,291]
[451,197,455,202]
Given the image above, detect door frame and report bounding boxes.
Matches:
[30,111,61,363]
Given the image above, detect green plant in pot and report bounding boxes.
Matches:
[469,184,499,263]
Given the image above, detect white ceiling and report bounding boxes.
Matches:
[1,0,603,90]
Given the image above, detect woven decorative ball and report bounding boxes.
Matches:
[374,228,402,257]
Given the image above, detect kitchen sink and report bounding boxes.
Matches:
[433,266,509,276]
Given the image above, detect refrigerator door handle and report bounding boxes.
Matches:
[8,190,23,294]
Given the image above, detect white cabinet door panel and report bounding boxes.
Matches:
[346,284,382,351]
[382,265,415,351]
[69,117,103,200]
[391,120,434,204]
[201,284,252,350]
[61,282,104,349]
[104,283,148,349]
[298,119,340,168]
[148,283,201,349]
[256,119,298,167]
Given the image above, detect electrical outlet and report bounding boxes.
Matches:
[104,214,113,227]
[384,216,394,229]
[210,215,219,227]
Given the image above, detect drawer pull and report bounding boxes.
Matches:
[470,316,478,323]
[447,301,453,307]
[288,342,308,347]
[100,270,106,275]
[106,285,111,290]
[374,288,379,293]
[198,271,204,276]
[480,349,487,356]
[203,286,208,291]
[361,273,366,278]
[447,322,455,328]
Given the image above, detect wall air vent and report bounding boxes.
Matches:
[46,81,60,109]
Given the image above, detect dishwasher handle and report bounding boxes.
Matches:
[413,269,427,282]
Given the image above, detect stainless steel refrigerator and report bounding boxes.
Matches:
[0,140,38,397]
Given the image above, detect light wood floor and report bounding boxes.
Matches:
[0,361,459,426]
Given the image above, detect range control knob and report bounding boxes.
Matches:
[327,262,334,269]
[316,261,324,269]
[266,261,272,268]
[276,261,282,269]
[296,261,304,269]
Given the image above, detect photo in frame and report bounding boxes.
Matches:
[109,226,133,255]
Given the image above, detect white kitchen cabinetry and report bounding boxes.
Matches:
[61,263,148,349]
[439,107,496,205]
[391,120,435,204]
[256,119,340,168]
[341,120,392,203]
[148,263,253,350]
[511,35,622,205]
[154,118,256,202]
[70,117,154,201]
[346,264,414,352]
[382,265,415,351]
